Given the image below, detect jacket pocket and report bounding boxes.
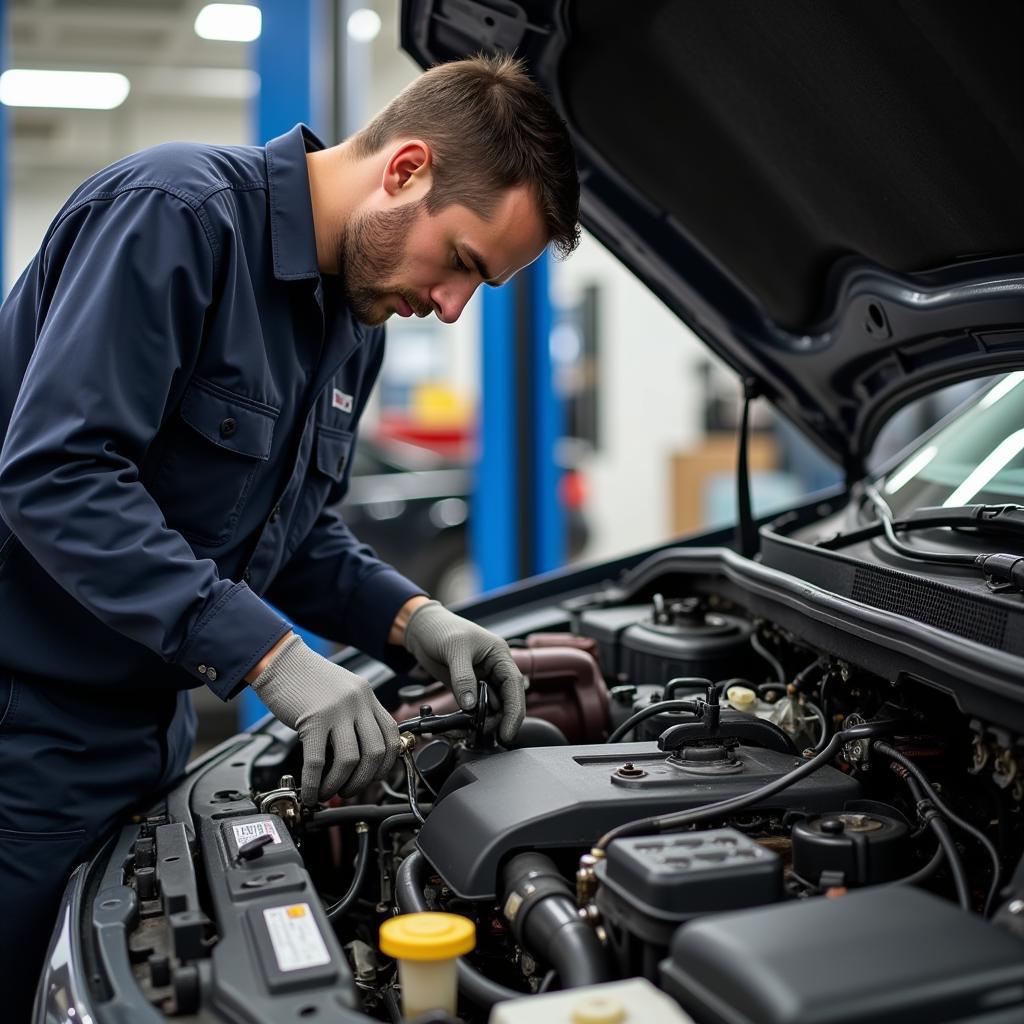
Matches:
[316,425,355,483]
[148,378,279,547]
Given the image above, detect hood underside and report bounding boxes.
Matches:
[401,0,1024,475]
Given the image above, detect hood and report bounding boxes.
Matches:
[401,0,1024,478]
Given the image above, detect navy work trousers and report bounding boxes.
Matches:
[0,673,195,1022]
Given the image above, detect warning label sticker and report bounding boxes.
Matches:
[232,819,282,848]
[263,903,331,973]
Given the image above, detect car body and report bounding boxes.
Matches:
[34,2,1024,1022]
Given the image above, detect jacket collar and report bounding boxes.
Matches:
[265,123,325,282]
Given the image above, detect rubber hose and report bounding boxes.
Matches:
[326,825,370,923]
[394,851,522,1008]
[502,852,608,989]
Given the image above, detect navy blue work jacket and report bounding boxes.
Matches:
[0,124,423,701]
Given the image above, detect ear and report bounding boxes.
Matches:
[381,139,433,197]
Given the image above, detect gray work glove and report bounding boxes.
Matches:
[402,600,526,745]
[250,634,401,806]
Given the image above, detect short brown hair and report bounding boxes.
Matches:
[352,54,580,259]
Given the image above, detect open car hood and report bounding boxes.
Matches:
[401,0,1024,477]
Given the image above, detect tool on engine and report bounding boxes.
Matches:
[397,679,491,746]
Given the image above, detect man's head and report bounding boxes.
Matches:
[326,53,580,326]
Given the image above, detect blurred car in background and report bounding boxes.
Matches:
[339,435,590,604]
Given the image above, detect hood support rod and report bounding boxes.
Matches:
[736,379,760,558]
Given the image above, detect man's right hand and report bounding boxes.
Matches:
[248,633,401,806]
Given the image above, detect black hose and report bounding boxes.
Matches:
[888,844,945,888]
[394,851,523,1008]
[607,698,699,743]
[886,764,969,910]
[865,486,976,566]
[325,824,371,923]
[596,721,896,851]
[750,632,786,683]
[309,803,434,829]
[502,853,608,989]
[663,677,711,701]
[876,741,1001,915]
[926,812,971,910]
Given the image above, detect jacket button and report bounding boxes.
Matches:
[197,664,207,675]
[219,417,237,438]
[207,667,218,682]
[269,505,281,524]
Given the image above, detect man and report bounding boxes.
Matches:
[0,53,580,1017]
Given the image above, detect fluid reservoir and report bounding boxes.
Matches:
[490,978,695,1023]
[379,912,475,1018]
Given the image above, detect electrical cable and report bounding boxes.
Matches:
[325,823,371,923]
[401,746,427,824]
[876,740,1001,916]
[750,631,786,683]
[607,698,700,743]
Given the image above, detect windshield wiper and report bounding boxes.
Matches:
[818,486,1024,592]
[819,498,1024,552]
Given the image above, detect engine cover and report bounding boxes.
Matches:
[416,741,861,899]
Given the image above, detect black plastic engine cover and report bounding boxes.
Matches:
[416,742,861,899]
[660,886,1024,1024]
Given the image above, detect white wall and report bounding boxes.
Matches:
[550,232,708,561]
[7,105,248,293]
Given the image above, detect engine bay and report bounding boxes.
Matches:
[94,568,1024,1024]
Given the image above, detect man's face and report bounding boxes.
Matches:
[336,184,548,327]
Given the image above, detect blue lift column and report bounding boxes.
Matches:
[473,254,564,591]
[0,0,7,293]
[241,0,326,727]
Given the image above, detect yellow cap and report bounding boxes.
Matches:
[572,995,626,1024]
[379,913,476,961]
[726,684,757,711]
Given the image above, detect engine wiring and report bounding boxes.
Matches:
[875,740,1002,916]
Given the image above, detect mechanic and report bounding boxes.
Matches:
[0,53,580,1017]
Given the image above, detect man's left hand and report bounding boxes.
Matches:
[400,600,526,745]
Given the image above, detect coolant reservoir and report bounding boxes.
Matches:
[489,978,694,1023]
[379,912,475,1018]
[724,684,775,719]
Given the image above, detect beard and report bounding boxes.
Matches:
[335,199,434,326]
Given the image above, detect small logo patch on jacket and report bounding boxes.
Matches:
[332,388,353,413]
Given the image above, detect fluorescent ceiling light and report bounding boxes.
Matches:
[943,428,1024,507]
[883,445,938,495]
[348,8,382,43]
[980,370,1024,409]
[0,69,130,109]
[195,3,262,43]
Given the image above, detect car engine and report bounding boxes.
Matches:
[105,573,1024,1024]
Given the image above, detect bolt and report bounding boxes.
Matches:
[279,775,296,790]
[615,762,647,779]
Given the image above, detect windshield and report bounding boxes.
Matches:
[881,373,1024,514]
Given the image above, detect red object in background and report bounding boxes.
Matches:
[393,644,610,744]
[558,468,587,510]
[376,413,474,460]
